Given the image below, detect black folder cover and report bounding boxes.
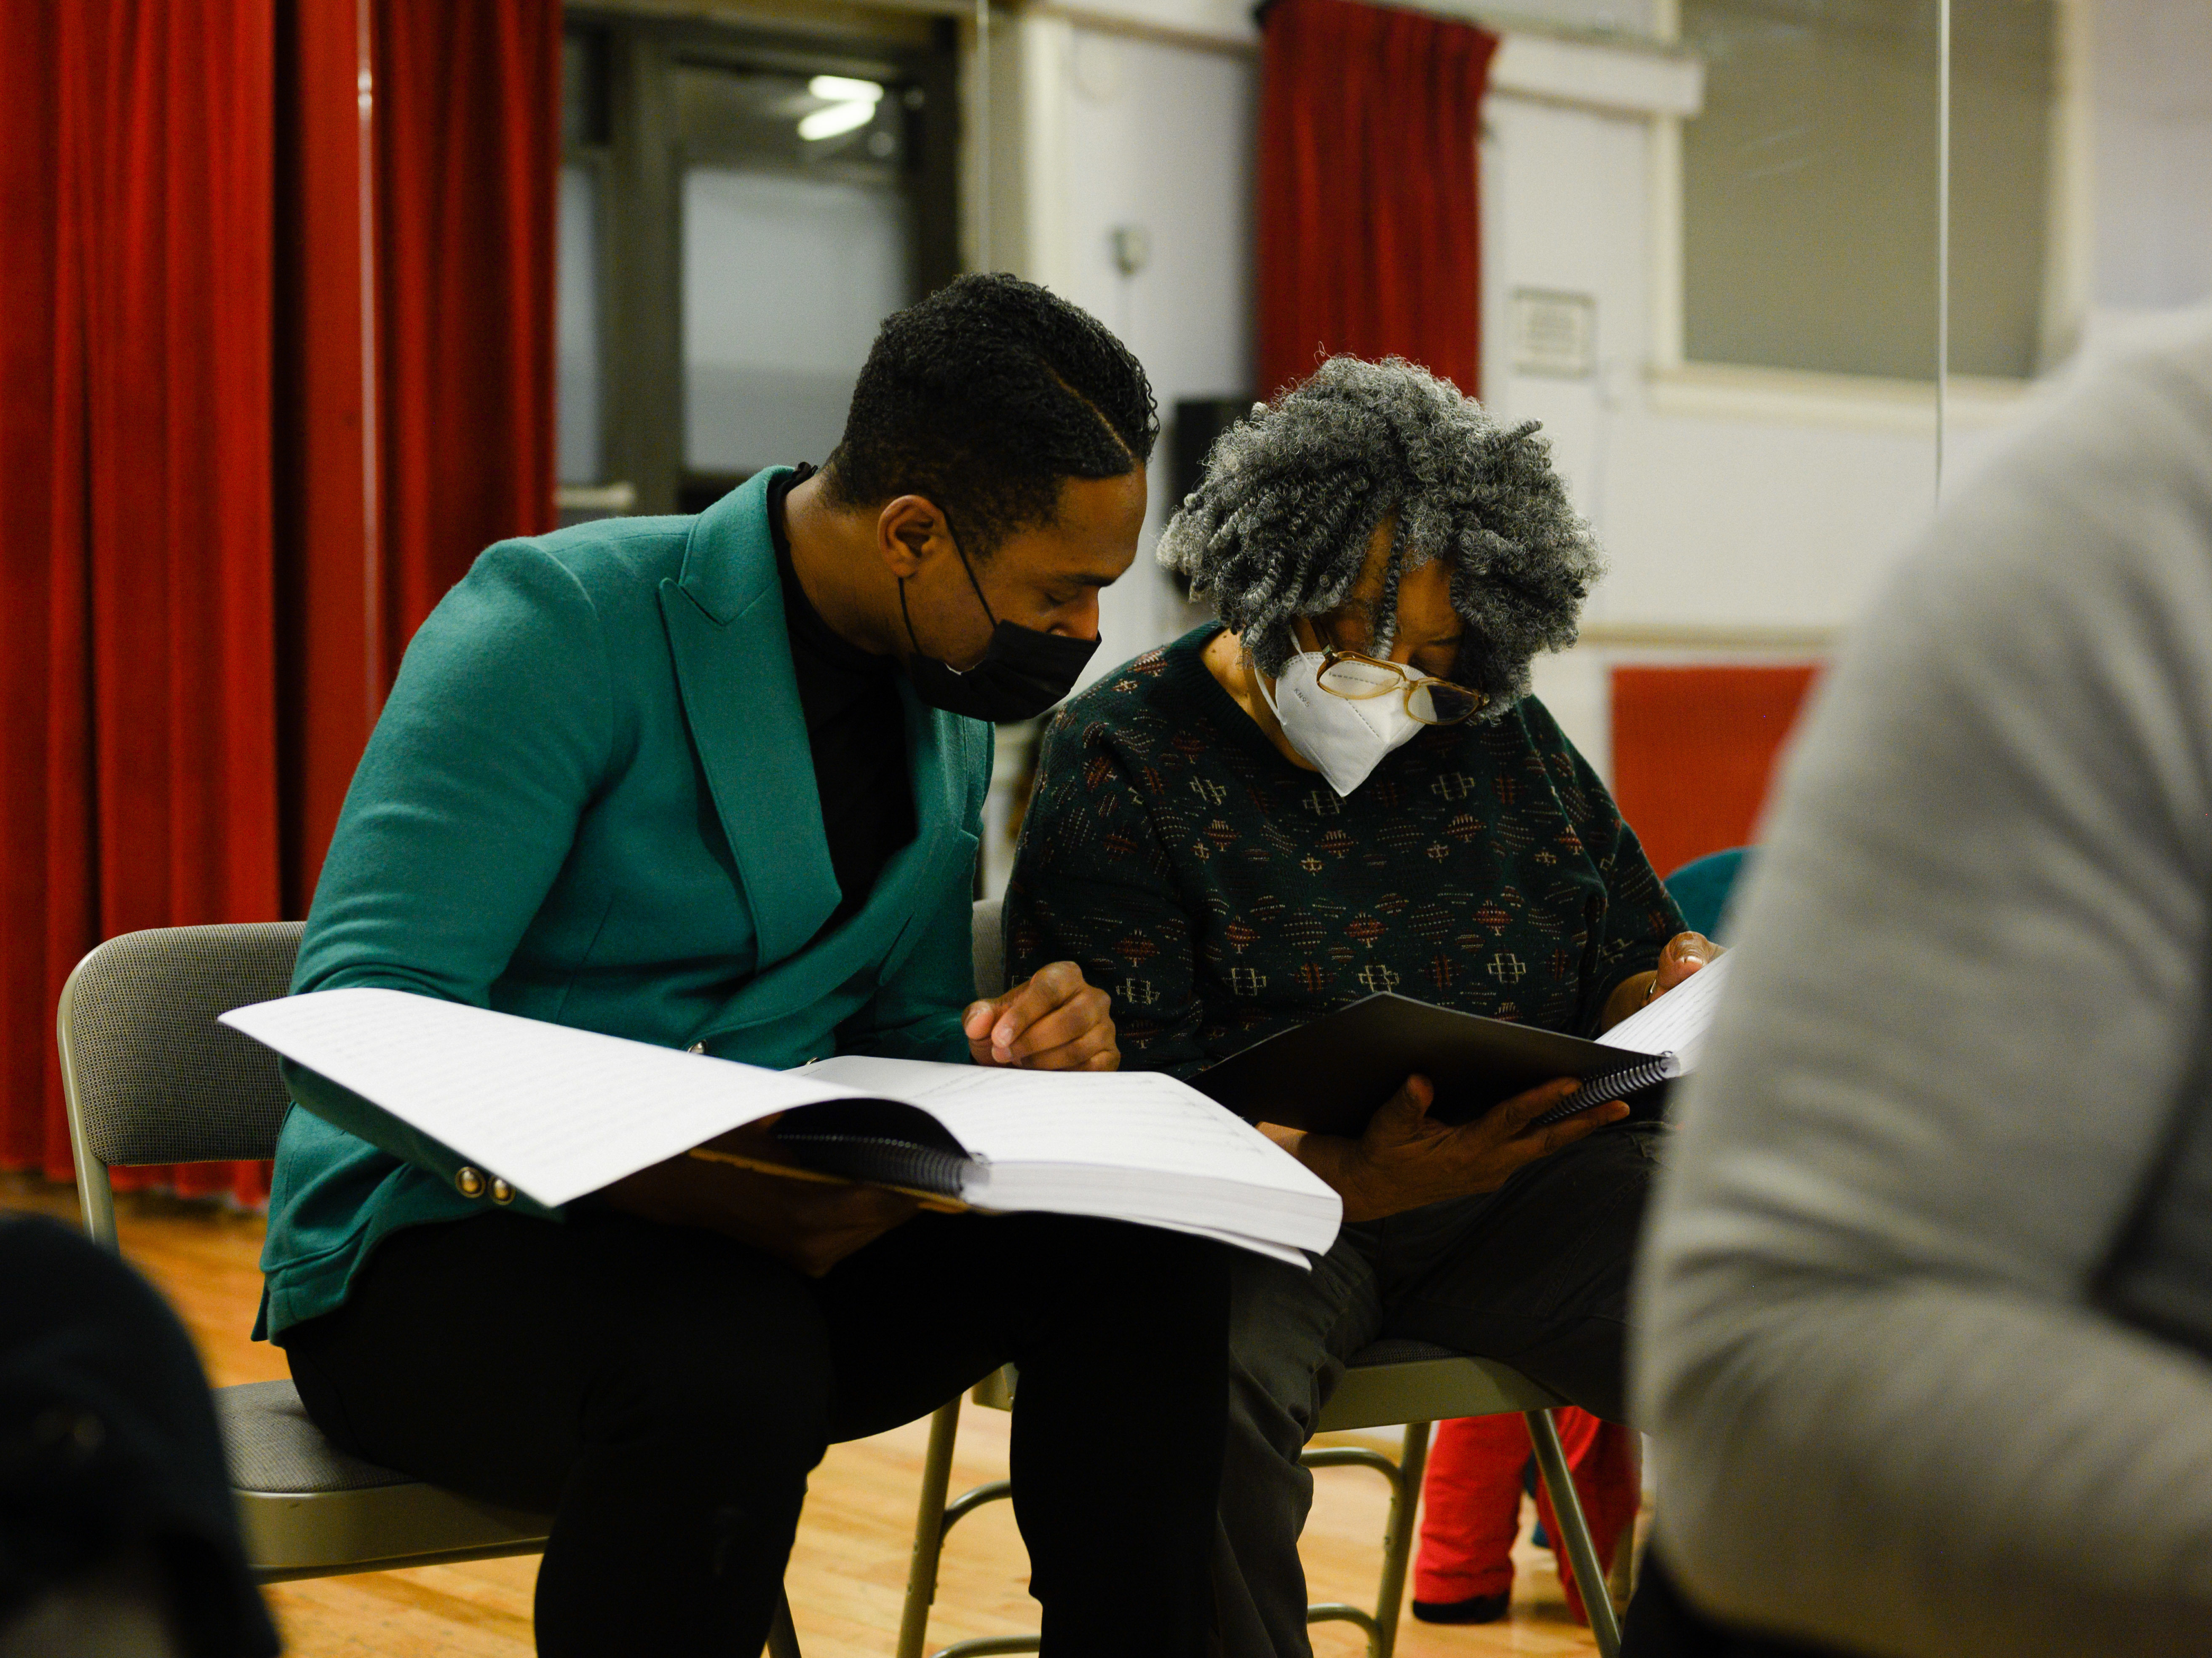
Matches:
[1188,993,1665,1137]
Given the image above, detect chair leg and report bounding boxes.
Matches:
[1369,1420,1430,1658]
[1525,1410,1621,1658]
[768,1588,803,1658]
[896,1395,964,1658]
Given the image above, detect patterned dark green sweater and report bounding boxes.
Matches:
[1005,625,1684,1086]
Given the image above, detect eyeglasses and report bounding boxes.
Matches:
[1313,649,1487,725]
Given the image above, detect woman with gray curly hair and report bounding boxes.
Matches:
[1005,356,1716,1655]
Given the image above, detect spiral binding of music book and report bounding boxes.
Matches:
[1529,1052,1683,1129]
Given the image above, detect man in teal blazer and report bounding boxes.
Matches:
[262,276,1231,1656]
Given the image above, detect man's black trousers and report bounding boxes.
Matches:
[283,1207,1231,1657]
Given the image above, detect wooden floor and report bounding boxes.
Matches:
[3,1175,1603,1658]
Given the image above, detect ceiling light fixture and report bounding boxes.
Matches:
[798,100,877,141]
[808,75,883,103]
[798,75,884,142]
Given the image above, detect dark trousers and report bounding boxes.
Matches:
[284,1207,1230,1658]
[1215,1121,1660,1658]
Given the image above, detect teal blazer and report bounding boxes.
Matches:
[258,470,991,1340]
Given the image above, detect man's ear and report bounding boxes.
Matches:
[877,495,952,578]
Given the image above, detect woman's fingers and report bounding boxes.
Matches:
[1360,1075,1439,1148]
[1653,930,1723,994]
[1523,1096,1631,1157]
[1437,1075,1619,1174]
[1482,1076,1585,1138]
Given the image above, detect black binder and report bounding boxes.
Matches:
[1188,992,1672,1137]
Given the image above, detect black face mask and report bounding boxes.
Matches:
[899,511,1099,723]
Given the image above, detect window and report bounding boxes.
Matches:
[559,9,960,520]
[1680,0,2057,381]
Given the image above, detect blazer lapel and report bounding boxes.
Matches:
[658,470,841,965]
[691,686,982,1051]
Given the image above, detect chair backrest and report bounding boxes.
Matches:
[60,910,999,1240]
[970,896,1006,999]
[57,923,305,1178]
[1661,847,1752,942]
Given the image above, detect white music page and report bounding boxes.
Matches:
[1592,949,1736,1069]
[800,1055,1332,1197]
[222,988,866,1207]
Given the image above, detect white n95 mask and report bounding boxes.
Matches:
[1259,651,1427,798]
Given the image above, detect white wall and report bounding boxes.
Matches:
[1480,98,1940,634]
[1052,26,1257,677]
[998,16,1257,685]
[2092,0,2212,311]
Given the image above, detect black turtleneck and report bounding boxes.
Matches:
[767,465,917,928]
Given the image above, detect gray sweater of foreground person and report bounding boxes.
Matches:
[1635,332,2212,1658]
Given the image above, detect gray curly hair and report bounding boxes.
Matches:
[1157,356,1602,717]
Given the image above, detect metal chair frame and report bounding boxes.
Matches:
[53,924,808,1655]
[893,1345,1622,1658]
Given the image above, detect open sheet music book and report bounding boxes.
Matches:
[220,989,1343,1266]
[1191,952,1735,1138]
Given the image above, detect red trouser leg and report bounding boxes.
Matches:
[1410,1413,1529,1603]
[1530,1410,1642,1626]
[1413,1410,1642,1622]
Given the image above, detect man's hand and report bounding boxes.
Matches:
[1268,1074,1629,1222]
[1600,930,1723,1032]
[599,1121,918,1276]
[963,961,1119,1071]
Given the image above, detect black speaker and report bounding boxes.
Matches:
[1169,396,1254,511]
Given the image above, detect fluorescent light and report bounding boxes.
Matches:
[808,75,883,104]
[797,101,877,141]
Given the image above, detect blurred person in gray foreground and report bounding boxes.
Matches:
[1633,329,2212,1658]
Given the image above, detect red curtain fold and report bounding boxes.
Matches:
[2,0,75,1183]
[1257,0,1498,398]
[374,0,559,677]
[280,0,385,919]
[0,0,559,1201]
[2,0,285,1202]
[1610,665,1823,879]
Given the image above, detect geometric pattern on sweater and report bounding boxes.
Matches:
[1006,626,1683,1083]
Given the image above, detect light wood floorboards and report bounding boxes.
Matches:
[3,1176,1602,1657]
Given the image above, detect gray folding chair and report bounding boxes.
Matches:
[893,904,1624,1658]
[55,923,805,1656]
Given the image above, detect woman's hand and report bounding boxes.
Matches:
[1599,931,1724,1032]
[963,961,1120,1071]
[599,1122,919,1276]
[1267,1073,1630,1223]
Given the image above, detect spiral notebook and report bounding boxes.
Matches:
[1191,953,1733,1137]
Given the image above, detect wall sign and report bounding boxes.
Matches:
[1510,289,1597,379]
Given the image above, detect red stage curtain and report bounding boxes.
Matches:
[1256,0,1499,398]
[1610,665,1823,879]
[280,0,385,919]
[0,0,78,1186]
[373,0,559,681]
[2,0,284,1200]
[0,0,559,1202]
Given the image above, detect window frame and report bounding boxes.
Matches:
[562,6,961,517]
[1644,0,2093,422]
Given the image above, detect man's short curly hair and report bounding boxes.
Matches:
[824,273,1158,557]
[1157,356,1601,716]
